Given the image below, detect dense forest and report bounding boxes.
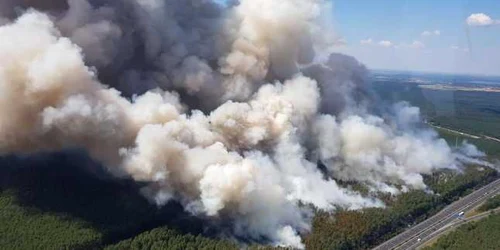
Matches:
[105,227,238,250]
[303,166,497,250]
[0,152,209,250]
[1,78,499,250]
[0,149,496,250]
[423,213,500,250]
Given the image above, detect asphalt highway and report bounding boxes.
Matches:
[413,207,500,250]
[373,177,500,250]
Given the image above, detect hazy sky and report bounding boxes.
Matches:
[330,0,500,75]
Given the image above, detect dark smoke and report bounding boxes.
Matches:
[0,0,490,248]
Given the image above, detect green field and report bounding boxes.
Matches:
[478,195,500,213]
[373,81,500,136]
[435,127,500,159]
[373,81,500,159]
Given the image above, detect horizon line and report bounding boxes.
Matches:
[369,68,500,78]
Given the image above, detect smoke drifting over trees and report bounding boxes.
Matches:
[0,0,489,248]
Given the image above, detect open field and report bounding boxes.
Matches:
[419,84,500,93]
[373,80,500,159]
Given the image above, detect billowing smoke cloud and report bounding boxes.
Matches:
[0,0,490,248]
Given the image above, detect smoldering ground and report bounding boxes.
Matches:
[0,0,490,248]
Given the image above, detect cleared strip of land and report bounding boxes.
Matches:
[419,84,500,93]
[427,122,500,143]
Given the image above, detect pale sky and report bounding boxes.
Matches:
[330,0,500,75]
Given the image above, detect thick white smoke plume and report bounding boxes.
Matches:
[0,0,489,248]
